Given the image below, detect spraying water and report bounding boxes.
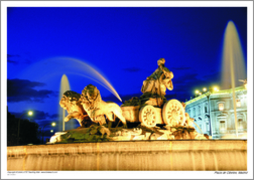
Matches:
[59,74,71,131]
[18,57,122,132]
[63,57,122,102]
[193,121,203,134]
[18,57,122,102]
[221,21,247,138]
[222,21,247,89]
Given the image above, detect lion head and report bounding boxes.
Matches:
[80,84,102,110]
[59,90,81,109]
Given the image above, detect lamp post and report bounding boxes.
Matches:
[17,110,33,145]
[41,122,56,144]
[204,92,213,138]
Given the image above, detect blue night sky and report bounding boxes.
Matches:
[6,6,248,132]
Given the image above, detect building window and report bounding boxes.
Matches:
[205,106,208,113]
[206,122,210,132]
[236,99,241,107]
[193,108,196,117]
[198,106,201,115]
[220,121,226,132]
[238,119,243,130]
[217,101,225,111]
[218,103,224,111]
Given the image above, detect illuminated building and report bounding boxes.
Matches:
[185,85,247,139]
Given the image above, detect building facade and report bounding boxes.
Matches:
[185,85,247,139]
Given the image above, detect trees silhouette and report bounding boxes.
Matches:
[7,109,40,146]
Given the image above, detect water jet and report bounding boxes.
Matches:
[221,20,247,138]
[59,74,71,131]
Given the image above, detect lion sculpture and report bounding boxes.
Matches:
[80,84,127,126]
[59,90,92,127]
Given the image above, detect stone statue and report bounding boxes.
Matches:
[140,58,174,107]
[80,84,127,127]
[141,58,173,96]
[59,91,92,127]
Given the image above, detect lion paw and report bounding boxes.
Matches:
[64,117,70,122]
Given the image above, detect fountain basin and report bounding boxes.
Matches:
[7,140,247,171]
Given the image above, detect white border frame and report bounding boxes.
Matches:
[1,1,253,179]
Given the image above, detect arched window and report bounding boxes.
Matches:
[217,114,227,134]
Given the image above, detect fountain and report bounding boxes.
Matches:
[221,20,247,138]
[7,57,247,171]
[59,74,71,131]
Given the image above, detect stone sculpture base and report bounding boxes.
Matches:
[7,140,247,171]
[49,124,208,144]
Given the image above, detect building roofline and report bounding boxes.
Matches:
[185,85,246,105]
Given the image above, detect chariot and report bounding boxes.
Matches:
[121,99,186,128]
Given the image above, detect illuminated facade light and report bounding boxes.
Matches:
[236,99,241,107]
[213,86,219,92]
[185,85,247,139]
[203,87,207,92]
[218,103,224,111]
[195,90,200,94]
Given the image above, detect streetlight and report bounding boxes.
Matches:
[213,86,219,92]
[203,87,207,92]
[28,111,33,116]
[195,90,200,97]
[17,110,33,145]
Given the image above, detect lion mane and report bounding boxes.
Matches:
[80,84,126,126]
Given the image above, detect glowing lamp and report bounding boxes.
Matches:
[218,103,224,111]
[195,90,200,94]
[213,86,219,92]
[203,87,207,92]
[50,130,54,133]
[236,99,241,107]
[28,111,33,116]
[51,122,56,127]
